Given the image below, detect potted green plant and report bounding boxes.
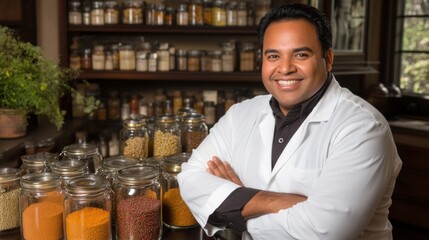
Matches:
[0,26,96,138]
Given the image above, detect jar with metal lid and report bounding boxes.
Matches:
[64,175,112,240]
[92,45,105,70]
[20,173,64,240]
[120,117,149,160]
[153,114,181,158]
[91,1,105,25]
[49,159,87,188]
[60,143,103,174]
[148,52,158,72]
[96,155,138,187]
[69,0,82,25]
[161,153,198,228]
[182,113,208,153]
[226,1,238,26]
[237,2,247,26]
[0,168,21,233]
[154,3,165,25]
[104,0,119,24]
[81,48,92,69]
[123,0,143,24]
[176,107,197,124]
[188,0,204,26]
[119,44,136,70]
[176,49,188,71]
[240,42,255,71]
[20,152,59,176]
[212,0,227,26]
[187,50,200,72]
[157,42,170,72]
[176,3,189,26]
[136,51,148,71]
[115,165,162,240]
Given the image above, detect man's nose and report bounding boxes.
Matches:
[277,57,297,74]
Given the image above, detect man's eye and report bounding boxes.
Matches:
[296,53,309,58]
[267,55,279,60]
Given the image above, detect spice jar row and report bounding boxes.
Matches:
[68,0,271,27]
[70,40,260,72]
[0,153,198,238]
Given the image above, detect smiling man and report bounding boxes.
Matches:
[178,3,402,240]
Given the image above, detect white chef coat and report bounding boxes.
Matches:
[178,77,402,240]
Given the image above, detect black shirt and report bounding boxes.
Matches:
[207,74,333,232]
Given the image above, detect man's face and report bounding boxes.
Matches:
[261,19,333,115]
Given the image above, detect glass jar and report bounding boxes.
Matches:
[120,117,149,160]
[240,42,255,71]
[60,143,103,174]
[123,0,143,24]
[81,48,92,69]
[161,153,198,229]
[153,114,181,158]
[136,51,148,71]
[115,165,162,240]
[107,91,121,120]
[187,50,200,72]
[82,2,91,25]
[143,115,156,158]
[226,1,238,26]
[182,113,208,153]
[212,0,227,27]
[169,44,176,70]
[49,159,87,189]
[148,52,158,72]
[203,0,213,25]
[64,175,112,240]
[119,44,136,70]
[237,2,247,26]
[69,49,81,70]
[157,42,170,72]
[92,45,105,70]
[204,101,216,126]
[188,0,204,26]
[96,155,138,187]
[0,168,21,233]
[154,3,165,25]
[211,50,222,72]
[255,0,271,25]
[165,7,175,26]
[69,0,82,25]
[104,0,119,24]
[176,3,189,26]
[176,49,188,71]
[145,3,156,25]
[221,42,235,72]
[105,50,114,70]
[91,1,105,25]
[20,152,59,176]
[20,173,64,240]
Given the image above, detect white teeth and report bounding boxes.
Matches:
[278,80,299,86]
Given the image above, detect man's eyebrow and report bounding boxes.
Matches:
[264,49,279,55]
[264,47,314,55]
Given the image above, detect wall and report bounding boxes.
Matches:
[37,0,59,63]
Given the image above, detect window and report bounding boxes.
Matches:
[397,0,429,96]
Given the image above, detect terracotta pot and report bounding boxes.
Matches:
[0,109,27,139]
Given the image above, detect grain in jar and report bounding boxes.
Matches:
[154,3,165,25]
[157,42,170,72]
[119,44,136,70]
[182,113,208,153]
[104,0,119,24]
[20,173,64,240]
[115,165,162,240]
[153,114,181,158]
[64,175,112,240]
[176,49,187,71]
[69,1,82,25]
[187,50,200,72]
[212,0,226,27]
[188,0,204,26]
[0,168,21,233]
[240,42,255,71]
[120,117,149,160]
[176,3,189,26]
[237,2,248,26]
[226,1,238,26]
[123,0,143,24]
[91,1,105,25]
[92,45,105,70]
[161,153,198,228]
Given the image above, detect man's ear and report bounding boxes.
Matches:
[325,48,334,72]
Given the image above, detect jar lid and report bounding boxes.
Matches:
[123,117,144,128]
[50,159,87,178]
[117,165,159,186]
[65,174,108,195]
[141,157,163,168]
[156,113,178,124]
[62,143,99,157]
[100,155,139,173]
[21,172,60,190]
[162,153,191,173]
[21,152,59,168]
[183,113,205,123]
[0,167,20,184]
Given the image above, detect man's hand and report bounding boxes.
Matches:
[207,156,244,186]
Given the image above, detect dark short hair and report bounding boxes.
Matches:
[257,3,332,56]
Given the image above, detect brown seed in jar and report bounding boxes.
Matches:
[123,137,148,159]
[153,130,180,157]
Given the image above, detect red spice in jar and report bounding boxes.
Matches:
[116,195,161,240]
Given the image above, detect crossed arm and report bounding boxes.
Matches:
[207,156,307,220]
